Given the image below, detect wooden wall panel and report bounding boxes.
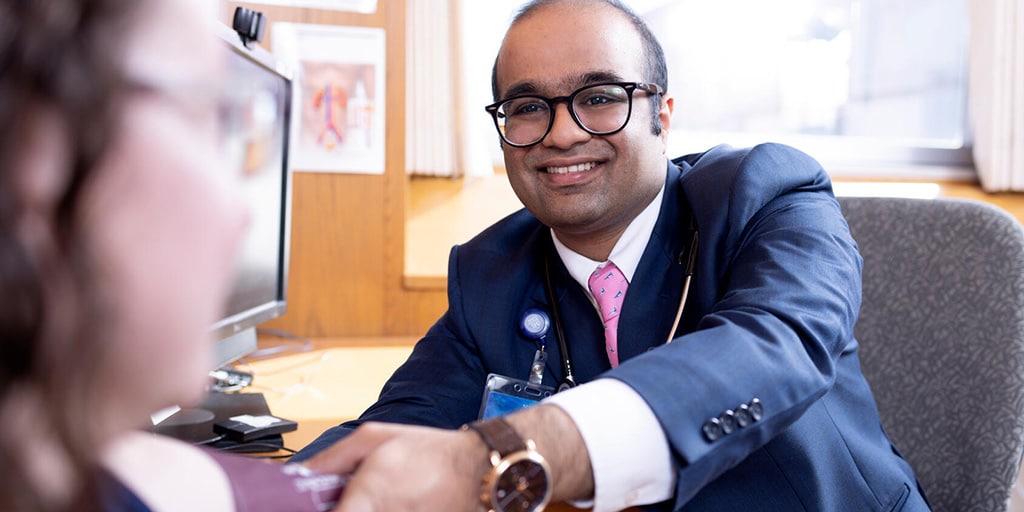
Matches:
[221,2,447,339]
[281,173,387,336]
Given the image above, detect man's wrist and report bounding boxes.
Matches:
[460,422,496,489]
[462,416,553,512]
[504,404,595,503]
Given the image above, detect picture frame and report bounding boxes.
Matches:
[273,23,386,174]
[244,0,377,14]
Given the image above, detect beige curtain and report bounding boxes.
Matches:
[970,0,1024,191]
[405,0,464,177]
[406,0,499,178]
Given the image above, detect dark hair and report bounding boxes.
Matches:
[490,0,668,135]
[0,0,141,510]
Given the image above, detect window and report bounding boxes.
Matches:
[638,0,972,174]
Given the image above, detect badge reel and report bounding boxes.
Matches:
[478,309,556,420]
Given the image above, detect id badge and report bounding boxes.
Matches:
[478,373,554,420]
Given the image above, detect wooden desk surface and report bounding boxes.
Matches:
[240,337,417,451]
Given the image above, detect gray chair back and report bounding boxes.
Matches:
[839,196,1024,512]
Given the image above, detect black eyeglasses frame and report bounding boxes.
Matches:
[484,81,664,148]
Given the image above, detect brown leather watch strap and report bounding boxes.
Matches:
[463,416,528,456]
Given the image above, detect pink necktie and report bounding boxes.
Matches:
[588,261,628,367]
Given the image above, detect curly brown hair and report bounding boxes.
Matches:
[0,0,144,510]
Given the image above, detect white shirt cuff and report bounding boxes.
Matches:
[543,378,676,512]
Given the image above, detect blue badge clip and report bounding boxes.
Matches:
[520,308,551,347]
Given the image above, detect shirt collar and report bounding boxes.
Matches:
[551,180,666,293]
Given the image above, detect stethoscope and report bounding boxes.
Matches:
[521,212,700,392]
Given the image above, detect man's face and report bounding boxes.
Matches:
[493,1,673,255]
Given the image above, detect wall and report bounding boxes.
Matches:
[221,2,447,339]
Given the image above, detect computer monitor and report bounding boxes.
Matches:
[209,23,293,369]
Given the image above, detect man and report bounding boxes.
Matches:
[295,1,930,511]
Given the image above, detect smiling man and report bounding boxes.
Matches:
[294,1,931,511]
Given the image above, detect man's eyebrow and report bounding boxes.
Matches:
[499,71,626,100]
[502,82,540,99]
[577,71,623,86]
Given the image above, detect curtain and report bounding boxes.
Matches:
[405,0,501,178]
[405,0,461,177]
[969,0,1024,191]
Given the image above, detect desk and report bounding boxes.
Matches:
[240,337,417,451]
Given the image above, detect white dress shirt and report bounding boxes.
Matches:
[543,183,677,512]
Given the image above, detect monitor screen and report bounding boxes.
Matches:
[209,24,293,369]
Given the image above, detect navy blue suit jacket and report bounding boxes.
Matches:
[294,143,929,511]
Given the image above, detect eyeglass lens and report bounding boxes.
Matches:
[495,83,634,146]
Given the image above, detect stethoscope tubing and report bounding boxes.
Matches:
[540,224,698,391]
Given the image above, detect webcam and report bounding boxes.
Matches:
[232,6,266,48]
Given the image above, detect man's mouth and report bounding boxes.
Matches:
[545,161,597,174]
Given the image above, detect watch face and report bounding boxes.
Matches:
[491,455,551,512]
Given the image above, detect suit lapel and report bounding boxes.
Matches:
[617,163,692,362]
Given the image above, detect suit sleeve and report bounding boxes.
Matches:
[612,143,862,503]
[290,245,489,462]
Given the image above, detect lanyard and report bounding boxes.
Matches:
[543,250,578,392]
[540,213,699,392]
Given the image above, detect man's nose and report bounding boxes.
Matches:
[541,102,590,148]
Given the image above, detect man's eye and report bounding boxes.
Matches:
[580,92,624,107]
[507,100,548,117]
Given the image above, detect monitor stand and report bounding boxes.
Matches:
[213,326,259,369]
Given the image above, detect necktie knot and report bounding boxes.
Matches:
[588,261,628,367]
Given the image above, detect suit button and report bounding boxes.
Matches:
[702,418,723,441]
[735,404,753,427]
[749,398,764,421]
[719,410,736,434]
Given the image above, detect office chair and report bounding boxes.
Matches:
[839,196,1024,512]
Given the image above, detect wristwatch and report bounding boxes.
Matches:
[462,417,552,512]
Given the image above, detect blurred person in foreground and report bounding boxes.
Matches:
[0,0,344,510]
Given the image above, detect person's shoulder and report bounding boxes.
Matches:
[674,142,831,200]
[447,208,547,284]
[671,143,837,243]
[101,432,235,511]
[459,208,544,254]
[674,142,826,182]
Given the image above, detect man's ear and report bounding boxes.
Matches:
[658,93,674,143]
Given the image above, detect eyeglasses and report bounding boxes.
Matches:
[485,81,664,148]
[126,76,282,178]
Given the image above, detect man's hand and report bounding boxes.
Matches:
[304,405,594,512]
[304,421,490,512]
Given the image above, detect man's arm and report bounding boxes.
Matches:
[615,143,861,503]
[292,218,550,464]
[303,404,593,512]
